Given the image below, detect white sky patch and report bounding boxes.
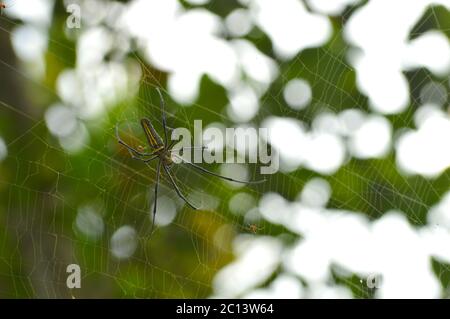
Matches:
[187,190,220,210]
[419,81,448,106]
[122,2,239,104]
[152,196,177,227]
[57,62,135,120]
[110,225,138,260]
[212,236,282,297]
[312,112,342,135]
[59,123,90,154]
[427,190,450,230]
[371,213,441,299]
[345,1,450,114]
[304,132,345,174]
[45,104,78,138]
[220,164,249,188]
[263,117,345,174]
[348,115,392,159]
[262,117,306,169]
[232,39,279,92]
[77,27,114,69]
[226,9,253,37]
[414,104,445,128]
[306,0,361,16]
[251,193,450,298]
[349,49,410,114]
[338,109,365,136]
[185,0,210,4]
[307,284,353,298]
[229,192,256,215]
[0,137,8,162]
[299,178,331,207]
[243,274,304,299]
[283,78,312,110]
[403,30,450,77]
[227,86,259,123]
[259,192,293,225]
[396,114,450,177]
[75,205,105,240]
[248,0,331,59]
[6,0,53,27]
[167,72,200,105]
[11,25,48,62]
[122,1,279,104]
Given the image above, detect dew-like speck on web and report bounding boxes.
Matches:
[0,137,7,162]
[110,225,138,260]
[75,205,105,241]
[151,195,177,227]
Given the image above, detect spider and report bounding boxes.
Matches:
[246,224,264,234]
[116,88,265,233]
[0,1,13,15]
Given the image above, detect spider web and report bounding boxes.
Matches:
[0,0,450,299]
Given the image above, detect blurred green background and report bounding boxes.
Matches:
[1,0,450,298]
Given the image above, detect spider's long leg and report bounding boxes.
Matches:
[173,154,266,184]
[129,155,159,164]
[115,123,155,158]
[142,155,159,163]
[162,164,198,210]
[170,146,208,153]
[150,160,162,234]
[156,88,169,147]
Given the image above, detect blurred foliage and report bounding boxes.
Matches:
[0,1,449,298]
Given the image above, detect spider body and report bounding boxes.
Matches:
[247,224,263,234]
[116,88,265,234]
[140,118,174,167]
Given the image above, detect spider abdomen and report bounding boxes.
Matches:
[140,118,164,150]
